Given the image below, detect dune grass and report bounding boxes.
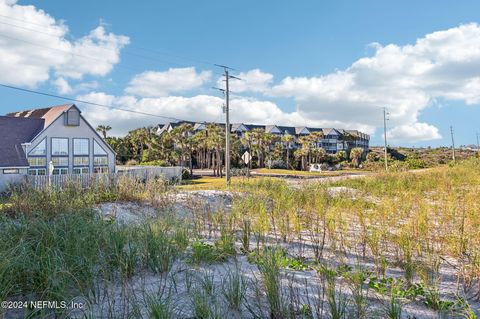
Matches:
[1,159,480,318]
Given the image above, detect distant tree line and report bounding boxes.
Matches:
[98,124,366,174]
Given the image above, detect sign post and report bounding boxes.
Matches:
[241,151,252,178]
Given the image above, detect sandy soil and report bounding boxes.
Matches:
[87,187,480,319]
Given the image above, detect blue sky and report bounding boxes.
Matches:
[1,0,480,147]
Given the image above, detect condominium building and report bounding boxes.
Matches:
[157,121,369,154]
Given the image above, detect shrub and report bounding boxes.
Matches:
[271,159,287,169]
[126,159,139,166]
[182,168,192,180]
[230,167,250,176]
[139,160,168,167]
[336,150,347,162]
[190,240,231,264]
[366,152,378,162]
[405,157,427,169]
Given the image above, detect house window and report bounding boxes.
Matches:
[3,169,19,174]
[28,138,47,156]
[73,138,89,173]
[52,157,69,166]
[74,156,89,166]
[94,156,108,166]
[53,168,69,175]
[94,140,107,155]
[28,157,47,167]
[94,167,109,174]
[65,108,80,126]
[28,168,46,176]
[51,138,69,156]
[73,167,89,174]
[73,138,89,155]
[93,139,108,174]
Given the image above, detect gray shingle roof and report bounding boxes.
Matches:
[157,121,369,140]
[0,116,45,167]
[230,123,246,132]
[277,126,296,135]
[295,127,310,134]
[7,104,74,129]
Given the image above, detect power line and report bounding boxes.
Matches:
[0,83,184,122]
[0,21,223,74]
[0,32,139,72]
[0,31,190,75]
[0,14,225,72]
[0,13,60,30]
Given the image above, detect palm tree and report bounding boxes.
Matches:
[206,124,224,177]
[105,136,130,164]
[230,133,243,167]
[170,123,194,171]
[126,127,152,162]
[294,147,309,171]
[341,131,356,153]
[248,129,277,168]
[262,133,277,168]
[336,150,347,162]
[311,147,327,164]
[350,147,364,167]
[281,134,295,169]
[192,130,208,169]
[296,131,324,170]
[96,125,112,139]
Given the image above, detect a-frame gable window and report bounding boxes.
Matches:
[28,138,46,156]
[300,128,310,135]
[65,108,80,126]
[93,139,109,173]
[94,140,107,155]
[270,126,281,134]
[28,138,47,174]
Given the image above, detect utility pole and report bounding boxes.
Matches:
[383,107,389,171]
[450,126,456,163]
[215,65,240,185]
[225,68,231,185]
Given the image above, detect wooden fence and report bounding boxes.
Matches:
[24,166,183,191]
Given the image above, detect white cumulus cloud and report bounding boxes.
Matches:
[388,123,442,142]
[125,67,212,97]
[0,0,128,88]
[270,23,480,142]
[219,69,274,93]
[55,26,129,80]
[77,91,330,137]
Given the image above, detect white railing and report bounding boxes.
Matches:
[24,166,183,191]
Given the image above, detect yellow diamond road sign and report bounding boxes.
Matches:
[241,151,251,164]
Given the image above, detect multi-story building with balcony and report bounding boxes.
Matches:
[157,121,369,154]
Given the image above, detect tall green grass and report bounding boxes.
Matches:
[2,159,480,318]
